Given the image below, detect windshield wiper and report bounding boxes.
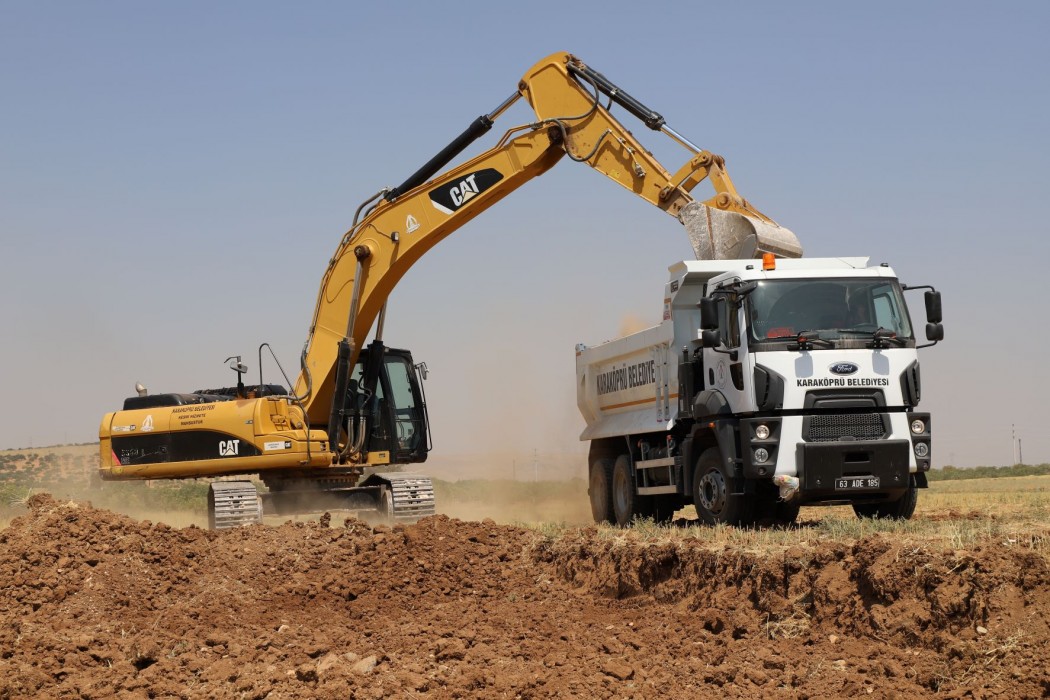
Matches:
[788,330,834,351]
[870,327,906,348]
[830,327,907,347]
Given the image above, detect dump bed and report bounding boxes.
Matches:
[576,323,679,441]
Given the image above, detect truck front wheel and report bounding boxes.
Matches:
[589,456,615,524]
[852,479,918,520]
[692,448,753,526]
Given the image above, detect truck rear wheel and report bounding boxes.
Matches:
[692,448,753,526]
[588,456,615,524]
[852,479,918,520]
[611,455,639,527]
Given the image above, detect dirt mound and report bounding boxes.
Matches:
[537,530,1050,695]
[1,494,1048,698]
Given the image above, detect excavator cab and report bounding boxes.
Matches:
[349,345,431,464]
[251,341,434,527]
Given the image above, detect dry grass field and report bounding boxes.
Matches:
[2,444,1049,549]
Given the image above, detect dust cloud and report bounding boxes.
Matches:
[618,313,652,337]
[435,478,592,525]
[421,450,592,525]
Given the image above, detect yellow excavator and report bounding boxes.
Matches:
[98,51,802,528]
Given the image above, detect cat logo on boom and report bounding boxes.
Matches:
[219,439,240,457]
[429,168,504,215]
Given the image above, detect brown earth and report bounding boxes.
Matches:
[1,494,1048,699]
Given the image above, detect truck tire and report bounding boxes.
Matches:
[612,455,639,527]
[692,447,753,526]
[852,479,918,520]
[589,456,615,524]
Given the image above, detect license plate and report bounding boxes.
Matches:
[835,476,881,490]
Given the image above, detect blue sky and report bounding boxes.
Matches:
[1,1,1047,467]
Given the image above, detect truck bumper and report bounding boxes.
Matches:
[796,439,911,504]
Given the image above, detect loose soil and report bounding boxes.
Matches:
[1,494,1048,698]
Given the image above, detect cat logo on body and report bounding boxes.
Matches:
[448,174,481,206]
[429,168,504,215]
[219,439,240,457]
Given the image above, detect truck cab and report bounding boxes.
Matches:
[577,257,943,526]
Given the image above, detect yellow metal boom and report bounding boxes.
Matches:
[295,51,800,427]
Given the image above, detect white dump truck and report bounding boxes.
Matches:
[577,255,943,526]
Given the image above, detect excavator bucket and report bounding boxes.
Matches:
[679,201,803,260]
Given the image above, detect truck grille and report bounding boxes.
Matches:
[806,413,885,442]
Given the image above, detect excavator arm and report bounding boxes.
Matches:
[296,51,801,432]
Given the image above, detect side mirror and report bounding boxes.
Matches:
[924,291,942,324]
[701,329,722,348]
[699,297,719,330]
[925,323,944,342]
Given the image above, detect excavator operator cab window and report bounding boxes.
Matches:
[349,352,427,460]
[384,356,424,454]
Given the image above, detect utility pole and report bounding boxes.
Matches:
[1012,424,1017,465]
[1018,438,1023,466]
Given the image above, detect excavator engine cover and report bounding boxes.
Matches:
[679,202,803,260]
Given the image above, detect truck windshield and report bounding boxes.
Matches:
[745,278,913,344]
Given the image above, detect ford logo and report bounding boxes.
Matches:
[829,362,859,376]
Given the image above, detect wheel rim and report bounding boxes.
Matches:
[698,469,727,515]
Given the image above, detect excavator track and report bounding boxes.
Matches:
[372,473,436,522]
[208,481,263,530]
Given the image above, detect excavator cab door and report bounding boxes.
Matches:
[380,350,430,463]
[351,345,430,464]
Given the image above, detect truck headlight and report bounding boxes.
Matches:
[910,419,925,435]
[754,447,769,463]
[914,442,929,458]
[755,424,770,440]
